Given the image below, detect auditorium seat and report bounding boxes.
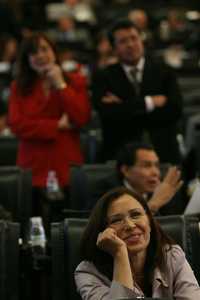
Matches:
[62,209,90,219]
[0,136,18,166]
[51,214,200,300]
[184,214,200,284]
[69,162,118,210]
[0,221,20,300]
[69,162,183,214]
[0,166,32,238]
[80,110,103,164]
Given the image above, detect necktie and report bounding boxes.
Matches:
[129,67,140,96]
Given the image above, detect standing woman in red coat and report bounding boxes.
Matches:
[8,32,91,228]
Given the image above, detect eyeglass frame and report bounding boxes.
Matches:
[107,208,147,228]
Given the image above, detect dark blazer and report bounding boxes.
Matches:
[91,174,185,216]
[91,56,183,163]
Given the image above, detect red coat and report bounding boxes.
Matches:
[9,72,91,187]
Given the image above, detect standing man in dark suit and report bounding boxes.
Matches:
[91,19,183,164]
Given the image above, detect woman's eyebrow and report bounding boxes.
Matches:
[128,208,143,213]
[108,213,123,218]
[109,208,143,218]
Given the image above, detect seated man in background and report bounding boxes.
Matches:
[116,142,184,215]
[85,141,184,215]
[71,142,184,215]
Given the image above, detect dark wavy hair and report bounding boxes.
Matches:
[80,186,174,293]
[15,32,59,95]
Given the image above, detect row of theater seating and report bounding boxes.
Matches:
[1,72,200,165]
[52,214,200,300]
[0,163,174,222]
[0,110,102,167]
[0,221,20,300]
[1,214,200,300]
[0,161,187,242]
[67,161,187,215]
[0,166,32,238]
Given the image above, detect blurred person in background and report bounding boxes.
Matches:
[63,0,97,25]
[0,2,21,39]
[91,31,118,73]
[46,0,96,27]
[48,15,93,50]
[157,9,192,49]
[0,35,18,66]
[0,109,7,134]
[0,35,18,91]
[115,142,184,215]
[0,37,19,137]
[92,19,183,164]
[0,98,13,137]
[128,9,155,50]
[8,33,91,228]
[91,142,184,215]
[75,187,200,299]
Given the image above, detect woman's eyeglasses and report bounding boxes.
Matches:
[107,209,146,227]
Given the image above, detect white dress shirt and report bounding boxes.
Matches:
[122,57,155,112]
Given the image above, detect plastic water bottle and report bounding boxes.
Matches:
[29,217,46,270]
[46,170,64,201]
[29,217,46,254]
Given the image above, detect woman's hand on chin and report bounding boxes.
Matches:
[45,64,66,88]
[96,228,127,257]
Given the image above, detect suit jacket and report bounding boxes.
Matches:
[92,56,183,163]
[75,245,200,300]
[86,173,184,215]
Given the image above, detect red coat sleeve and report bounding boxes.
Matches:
[57,72,91,128]
[8,82,58,141]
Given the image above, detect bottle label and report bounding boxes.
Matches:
[30,235,46,248]
[46,170,64,201]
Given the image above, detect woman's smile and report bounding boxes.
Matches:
[124,232,143,244]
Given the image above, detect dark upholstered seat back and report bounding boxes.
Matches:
[0,167,32,237]
[52,218,87,300]
[0,137,18,166]
[156,215,186,249]
[69,163,184,214]
[69,163,119,210]
[0,221,20,300]
[184,214,200,284]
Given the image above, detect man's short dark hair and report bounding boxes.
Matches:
[116,141,155,179]
[107,18,140,46]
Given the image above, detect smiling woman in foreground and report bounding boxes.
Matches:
[75,186,200,300]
